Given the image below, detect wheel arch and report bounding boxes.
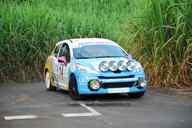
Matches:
[44,68,49,79]
[44,68,48,74]
[69,72,78,87]
[69,73,76,81]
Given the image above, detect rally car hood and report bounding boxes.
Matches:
[74,57,132,71]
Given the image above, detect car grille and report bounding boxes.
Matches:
[98,75,135,79]
[102,81,137,88]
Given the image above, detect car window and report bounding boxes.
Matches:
[58,44,70,62]
[58,45,67,57]
[65,45,70,62]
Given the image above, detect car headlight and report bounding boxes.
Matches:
[127,60,143,72]
[99,61,109,72]
[118,60,128,71]
[108,61,118,72]
[138,77,147,87]
[75,63,97,73]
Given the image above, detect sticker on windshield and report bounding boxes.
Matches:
[73,42,113,48]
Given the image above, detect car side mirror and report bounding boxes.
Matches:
[126,54,132,60]
[58,56,67,65]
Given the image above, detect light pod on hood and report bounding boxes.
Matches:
[108,61,118,72]
[118,60,128,71]
[99,61,109,72]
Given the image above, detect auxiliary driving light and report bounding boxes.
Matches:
[88,80,101,91]
[118,60,128,71]
[99,61,109,72]
[127,60,143,72]
[108,61,118,71]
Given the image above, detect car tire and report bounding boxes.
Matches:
[69,75,80,100]
[128,92,145,98]
[45,71,56,91]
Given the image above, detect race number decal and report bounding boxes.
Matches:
[59,64,65,80]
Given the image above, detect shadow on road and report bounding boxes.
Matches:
[55,89,144,107]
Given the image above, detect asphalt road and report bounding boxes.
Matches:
[0,82,192,128]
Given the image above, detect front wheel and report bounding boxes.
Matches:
[69,75,80,100]
[45,71,55,91]
[128,92,145,98]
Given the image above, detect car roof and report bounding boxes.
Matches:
[56,38,118,48]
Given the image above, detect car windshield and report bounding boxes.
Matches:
[73,44,127,59]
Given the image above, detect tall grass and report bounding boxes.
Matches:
[0,0,191,87]
[119,0,192,87]
[0,0,131,82]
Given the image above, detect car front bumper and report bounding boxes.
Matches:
[75,70,147,95]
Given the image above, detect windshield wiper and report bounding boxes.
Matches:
[76,56,125,59]
[94,56,123,58]
[77,57,91,59]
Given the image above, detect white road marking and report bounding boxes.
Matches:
[62,113,97,117]
[4,103,101,120]
[4,115,38,120]
[61,103,101,117]
[80,103,101,116]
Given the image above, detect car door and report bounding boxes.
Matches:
[57,43,70,90]
[52,44,62,85]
